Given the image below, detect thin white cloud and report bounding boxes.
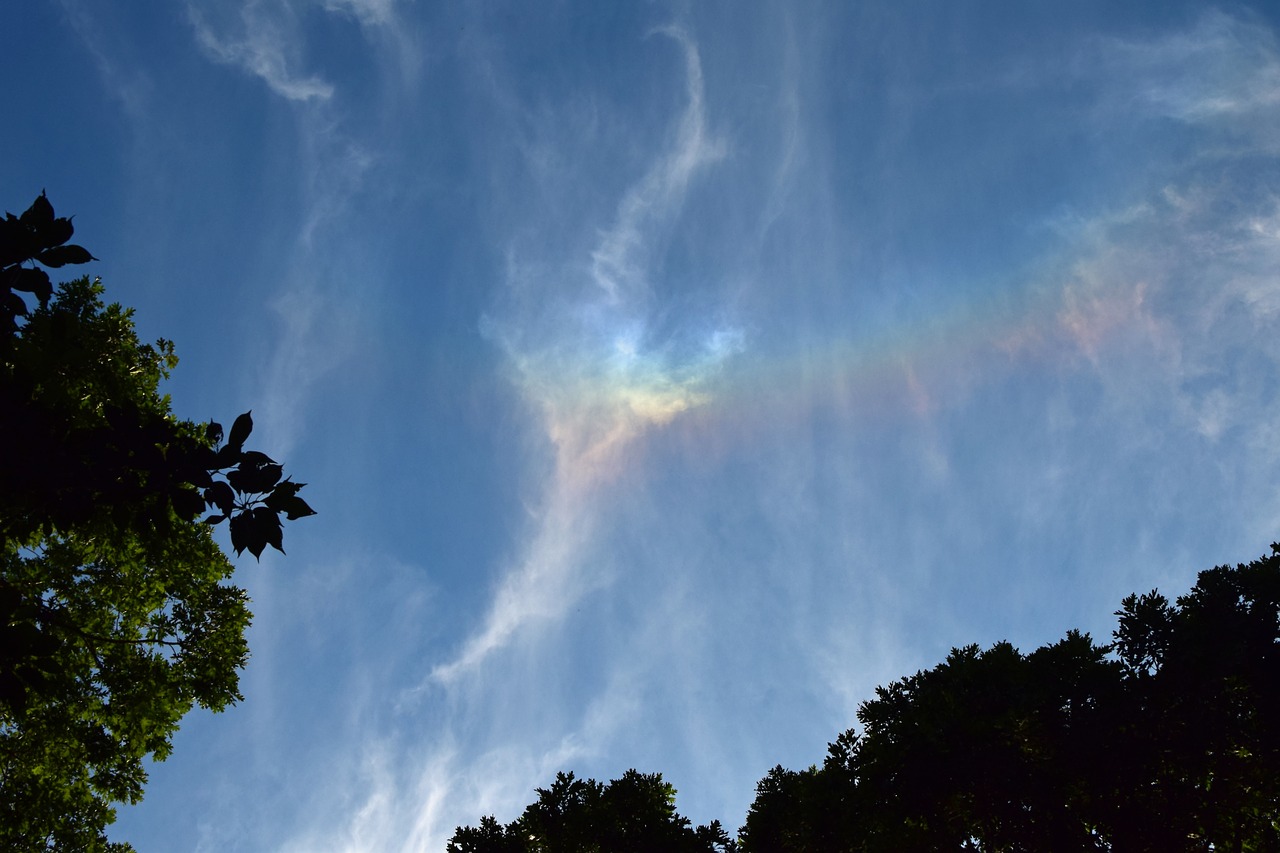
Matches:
[253,278,368,455]
[185,0,429,460]
[344,11,1280,850]
[187,2,334,101]
[268,30,743,845]
[324,0,396,28]
[431,27,735,687]
[55,0,154,118]
[1086,9,1280,140]
[320,0,423,88]
[590,26,725,304]
[429,487,604,685]
[88,7,1280,853]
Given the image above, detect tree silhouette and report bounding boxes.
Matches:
[0,193,314,851]
[739,547,1280,852]
[448,770,737,853]
[453,546,1280,853]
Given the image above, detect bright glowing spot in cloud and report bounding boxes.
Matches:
[431,28,739,686]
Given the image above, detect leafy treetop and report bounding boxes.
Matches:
[0,191,315,559]
[448,770,738,853]
[1,192,314,852]
[738,545,1280,852]
[453,545,1280,853]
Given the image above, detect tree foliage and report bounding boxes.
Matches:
[452,547,1280,853]
[0,193,315,559]
[0,193,314,851]
[448,770,738,853]
[739,547,1280,852]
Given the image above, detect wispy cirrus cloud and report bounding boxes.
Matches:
[181,0,418,456]
[323,0,397,28]
[54,0,155,118]
[186,0,417,107]
[85,6,1280,852]
[431,27,736,687]
[1084,9,1280,137]
[187,2,333,101]
[409,11,1280,847]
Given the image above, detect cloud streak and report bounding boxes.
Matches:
[188,2,333,101]
[407,11,1280,846]
[54,6,1280,852]
[1080,9,1280,150]
[433,27,737,686]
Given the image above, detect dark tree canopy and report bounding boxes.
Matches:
[739,547,1280,852]
[0,193,314,851]
[448,770,738,853]
[453,547,1280,853]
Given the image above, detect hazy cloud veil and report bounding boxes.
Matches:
[15,3,1280,851]
[295,7,1280,850]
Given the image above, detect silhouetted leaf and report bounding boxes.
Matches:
[280,495,315,520]
[252,506,284,554]
[228,411,253,450]
[41,216,74,249]
[8,267,52,302]
[19,192,54,228]
[229,510,250,557]
[263,480,315,519]
[212,443,241,469]
[3,291,28,318]
[172,487,206,520]
[203,481,235,514]
[205,421,224,446]
[184,465,214,489]
[0,217,24,266]
[265,479,304,502]
[226,461,283,495]
[36,244,95,268]
[240,450,278,466]
[229,507,284,560]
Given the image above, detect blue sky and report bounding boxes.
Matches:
[7,1,1280,849]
